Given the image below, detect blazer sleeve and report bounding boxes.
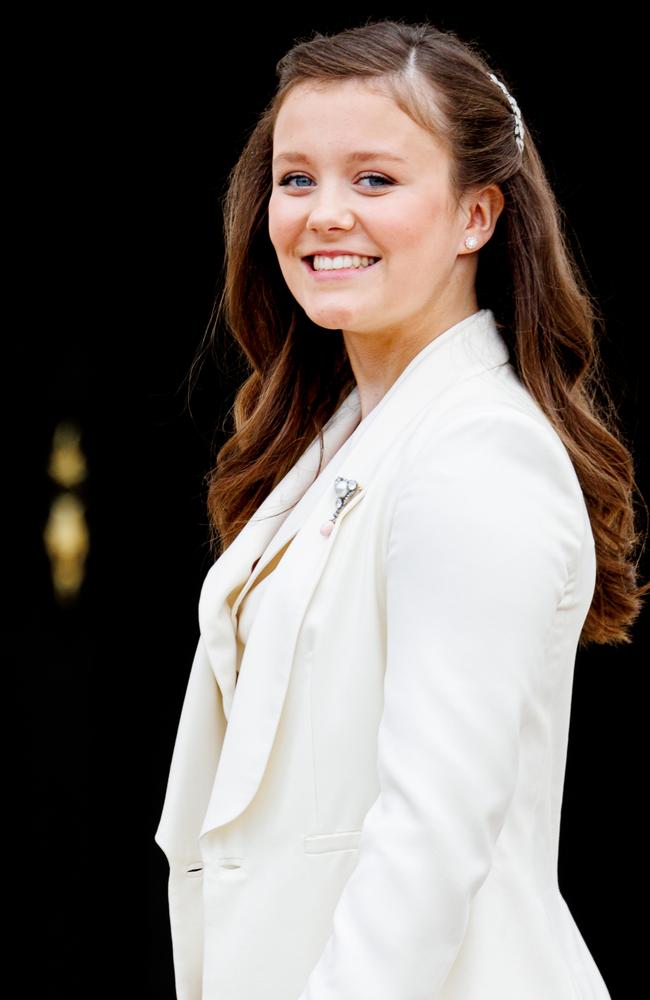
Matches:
[295,405,587,1000]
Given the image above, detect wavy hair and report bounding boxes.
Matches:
[190,18,649,646]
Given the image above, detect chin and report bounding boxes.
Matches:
[307,306,364,329]
[305,314,350,331]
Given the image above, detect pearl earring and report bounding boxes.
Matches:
[464,235,478,250]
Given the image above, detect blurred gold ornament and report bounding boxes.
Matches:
[44,420,90,602]
[48,421,87,488]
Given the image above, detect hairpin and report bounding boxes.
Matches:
[487,71,525,154]
[320,476,362,537]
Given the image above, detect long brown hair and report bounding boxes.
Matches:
[191,18,649,646]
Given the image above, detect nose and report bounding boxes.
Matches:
[305,183,355,232]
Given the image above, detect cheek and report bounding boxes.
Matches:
[374,196,443,258]
[267,194,299,251]
[391,210,455,271]
[267,197,282,250]
[383,227,440,278]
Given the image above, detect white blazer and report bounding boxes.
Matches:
[154,307,612,1000]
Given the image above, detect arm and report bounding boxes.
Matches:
[296,406,585,1000]
[154,633,228,1000]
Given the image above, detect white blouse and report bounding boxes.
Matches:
[233,406,365,677]
[234,537,296,676]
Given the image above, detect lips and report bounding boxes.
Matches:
[300,256,383,282]
[302,252,381,260]
[303,255,381,271]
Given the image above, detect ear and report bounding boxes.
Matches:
[460,184,505,253]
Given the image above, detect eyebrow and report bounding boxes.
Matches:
[272,150,408,167]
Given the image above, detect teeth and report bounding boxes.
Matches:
[312,254,379,271]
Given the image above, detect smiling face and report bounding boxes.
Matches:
[268,77,483,351]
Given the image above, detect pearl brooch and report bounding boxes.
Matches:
[320,476,362,537]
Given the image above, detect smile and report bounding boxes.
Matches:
[301,256,382,281]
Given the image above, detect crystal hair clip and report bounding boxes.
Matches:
[487,71,525,154]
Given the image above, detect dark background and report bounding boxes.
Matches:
[17,8,644,998]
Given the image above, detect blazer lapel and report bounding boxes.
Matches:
[227,404,365,632]
[198,307,510,841]
[197,390,363,721]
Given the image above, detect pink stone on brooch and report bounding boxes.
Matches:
[320,476,361,537]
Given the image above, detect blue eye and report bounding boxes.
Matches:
[279,174,312,188]
[277,172,394,189]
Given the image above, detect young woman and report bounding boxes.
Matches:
[155,19,645,999]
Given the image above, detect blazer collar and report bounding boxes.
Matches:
[197,307,509,839]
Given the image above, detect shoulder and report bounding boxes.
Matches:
[388,363,589,574]
[401,362,582,496]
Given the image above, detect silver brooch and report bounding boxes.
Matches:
[320,476,362,537]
